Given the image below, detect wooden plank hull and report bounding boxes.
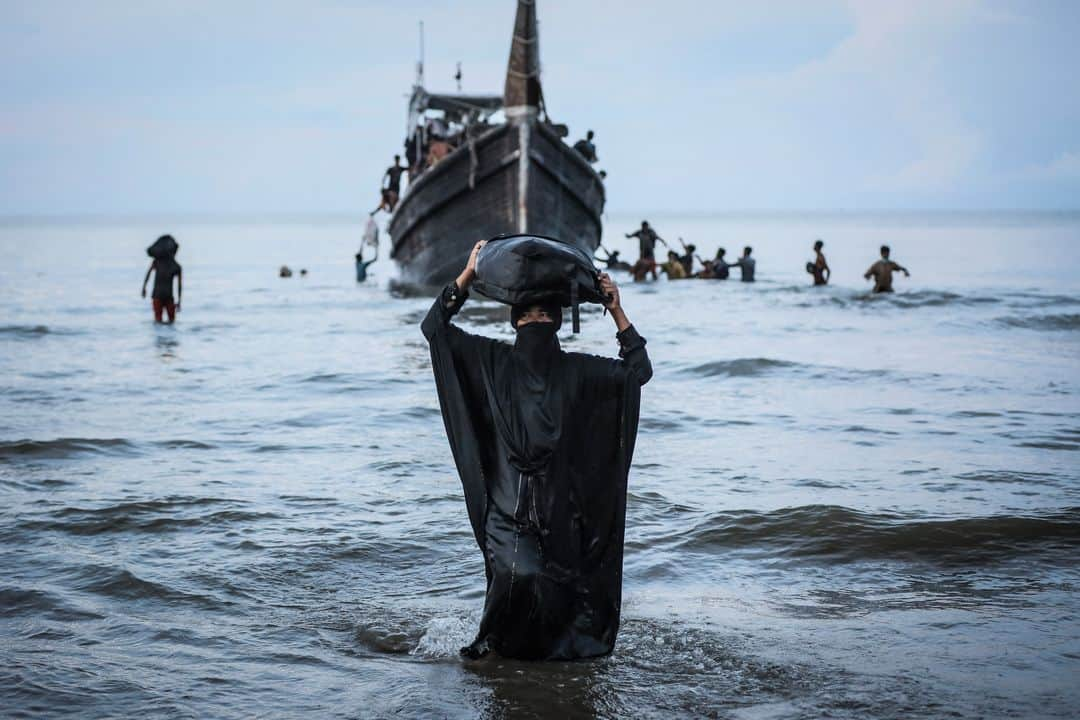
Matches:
[389,120,605,286]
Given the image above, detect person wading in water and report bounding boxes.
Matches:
[810,239,830,286]
[141,235,182,324]
[422,240,652,660]
[864,245,910,293]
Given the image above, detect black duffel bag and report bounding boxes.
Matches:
[147,234,179,259]
[473,234,606,333]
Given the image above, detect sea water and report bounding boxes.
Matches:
[1,212,1078,718]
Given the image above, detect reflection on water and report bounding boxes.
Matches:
[1,215,1078,718]
[154,328,179,359]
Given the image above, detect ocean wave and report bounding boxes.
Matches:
[681,357,892,383]
[953,470,1060,486]
[997,428,1080,452]
[684,358,799,378]
[999,291,1080,308]
[0,437,215,460]
[857,290,1002,309]
[785,288,1006,310]
[25,498,279,536]
[0,324,82,338]
[0,437,136,460]
[297,372,356,384]
[790,287,1078,312]
[996,313,1080,331]
[0,324,50,337]
[0,587,104,621]
[669,505,1080,563]
[153,439,216,450]
[73,565,224,608]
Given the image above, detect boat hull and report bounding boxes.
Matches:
[389,120,605,286]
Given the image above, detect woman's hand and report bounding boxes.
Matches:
[599,273,631,332]
[599,272,620,311]
[466,240,485,273]
[456,239,486,290]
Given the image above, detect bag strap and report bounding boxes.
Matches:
[570,280,580,334]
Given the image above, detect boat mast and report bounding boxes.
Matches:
[416,20,425,88]
[504,0,541,232]
[504,0,541,113]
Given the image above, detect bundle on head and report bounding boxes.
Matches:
[147,234,178,260]
[472,234,605,333]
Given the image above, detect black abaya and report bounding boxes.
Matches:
[421,283,652,660]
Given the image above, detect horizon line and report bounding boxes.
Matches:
[2,208,1079,227]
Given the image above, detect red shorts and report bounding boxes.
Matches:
[153,298,176,323]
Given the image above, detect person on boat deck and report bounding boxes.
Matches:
[425,119,454,168]
[626,221,666,264]
[427,138,453,167]
[661,250,688,280]
[864,245,910,293]
[677,239,696,276]
[421,240,652,660]
[596,245,631,272]
[573,130,598,163]
[373,155,407,214]
[141,237,182,324]
[810,239,830,286]
[404,136,421,179]
[734,246,756,282]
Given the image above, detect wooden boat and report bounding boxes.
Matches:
[389,0,606,285]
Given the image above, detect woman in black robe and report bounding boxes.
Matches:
[421,240,653,660]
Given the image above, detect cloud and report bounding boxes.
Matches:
[1016,150,1080,180]
[0,0,1077,213]
[778,0,987,193]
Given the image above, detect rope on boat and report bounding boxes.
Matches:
[468,125,478,190]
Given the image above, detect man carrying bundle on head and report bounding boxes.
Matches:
[141,234,182,324]
[421,235,652,661]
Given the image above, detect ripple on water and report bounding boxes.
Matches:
[683,357,799,378]
[0,437,136,460]
[0,587,104,622]
[71,565,227,609]
[995,313,1080,331]
[0,324,85,339]
[16,496,279,536]
[668,504,1080,564]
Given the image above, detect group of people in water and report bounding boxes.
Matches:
[597,220,910,292]
[140,226,912,326]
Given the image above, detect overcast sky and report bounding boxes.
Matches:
[2,0,1077,215]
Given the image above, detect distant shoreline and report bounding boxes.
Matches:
[2,209,1078,228]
